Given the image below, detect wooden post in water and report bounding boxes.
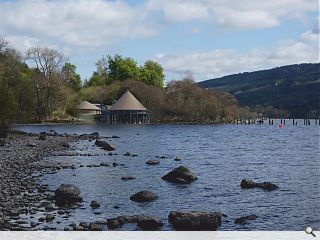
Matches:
[292,118,294,125]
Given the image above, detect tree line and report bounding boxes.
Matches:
[0,36,255,130]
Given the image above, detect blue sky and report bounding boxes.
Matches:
[0,0,318,82]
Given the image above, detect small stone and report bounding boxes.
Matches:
[146,159,160,165]
[79,222,88,228]
[45,204,55,211]
[45,214,55,222]
[89,223,102,231]
[124,152,131,156]
[90,200,100,209]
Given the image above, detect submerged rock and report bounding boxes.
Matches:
[240,179,278,191]
[99,162,109,167]
[121,176,136,181]
[162,166,197,184]
[234,214,257,224]
[174,156,181,161]
[130,190,158,202]
[168,211,221,230]
[145,160,160,165]
[55,184,82,205]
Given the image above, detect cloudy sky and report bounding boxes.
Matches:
[0,0,319,82]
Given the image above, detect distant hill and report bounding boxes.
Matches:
[198,63,320,118]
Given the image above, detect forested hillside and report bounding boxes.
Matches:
[198,63,320,118]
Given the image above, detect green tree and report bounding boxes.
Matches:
[62,63,81,91]
[0,42,35,126]
[140,60,164,88]
[107,54,139,82]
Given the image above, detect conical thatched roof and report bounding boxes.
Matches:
[109,90,147,111]
[75,101,101,111]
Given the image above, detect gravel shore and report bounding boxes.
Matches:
[0,133,75,230]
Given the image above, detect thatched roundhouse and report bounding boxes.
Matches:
[75,101,101,122]
[109,90,150,124]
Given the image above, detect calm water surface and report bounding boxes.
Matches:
[13,122,320,230]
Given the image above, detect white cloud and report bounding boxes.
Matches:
[154,29,319,81]
[0,0,156,51]
[147,0,316,30]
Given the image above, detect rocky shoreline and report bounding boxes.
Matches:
[0,132,98,230]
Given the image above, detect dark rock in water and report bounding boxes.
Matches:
[240,179,279,191]
[95,140,115,151]
[162,166,197,184]
[145,159,160,165]
[137,217,163,230]
[90,132,99,139]
[234,214,257,224]
[112,162,119,167]
[124,152,131,156]
[55,184,82,205]
[45,214,55,222]
[111,135,120,138]
[107,218,125,229]
[121,176,136,181]
[90,200,100,209]
[89,223,102,231]
[174,156,181,161]
[132,154,139,157]
[168,211,221,230]
[130,190,158,202]
[113,205,120,209]
[39,133,46,140]
[100,162,109,167]
[160,156,166,159]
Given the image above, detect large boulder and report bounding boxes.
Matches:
[137,217,163,230]
[95,139,115,151]
[241,179,278,191]
[168,211,221,230]
[130,190,158,202]
[162,166,197,184]
[55,184,82,205]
